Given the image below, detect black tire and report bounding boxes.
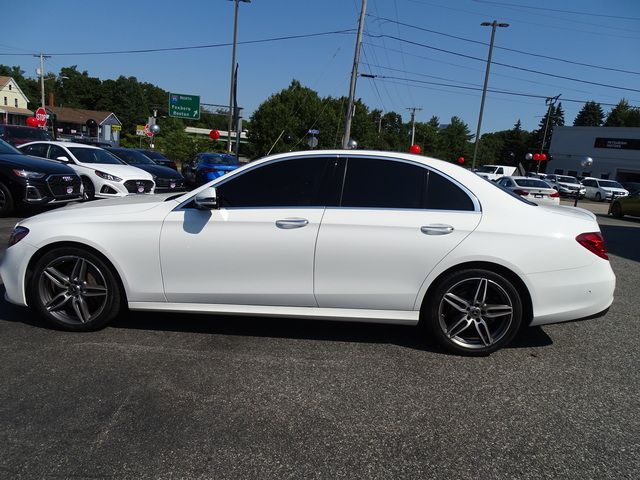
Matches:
[611,202,623,218]
[423,269,523,356]
[30,247,122,331]
[595,192,602,202]
[81,177,95,201]
[0,181,15,217]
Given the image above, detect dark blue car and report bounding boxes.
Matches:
[182,153,240,188]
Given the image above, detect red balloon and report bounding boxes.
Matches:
[533,153,541,161]
[540,153,547,161]
[409,144,421,154]
[209,129,220,140]
[457,156,465,164]
[26,117,39,127]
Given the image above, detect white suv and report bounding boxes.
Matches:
[582,177,629,202]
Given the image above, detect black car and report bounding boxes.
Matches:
[0,139,82,216]
[133,149,177,171]
[104,148,185,192]
[0,125,52,147]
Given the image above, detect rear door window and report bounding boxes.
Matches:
[21,143,49,158]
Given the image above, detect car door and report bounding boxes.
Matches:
[159,156,341,306]
[314,156,482,311]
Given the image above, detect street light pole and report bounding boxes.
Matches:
[227,0,250,154]
[342,0,367,149]
[471,21,509,170]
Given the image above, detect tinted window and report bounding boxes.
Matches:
[425,170,475,211]
[513,178,551,188]
[216,157,338,208]
[341,157,474,211]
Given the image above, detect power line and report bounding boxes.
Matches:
[367,14,640,76]
[0,29,355,57]
[471,0,640,21]
[364,32,640,94]
[363,73,638,108]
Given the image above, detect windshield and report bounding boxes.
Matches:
[557,175,578,183]
[68,147,124,165]
[476,165,497,173]
[109,149,155,165]
[0,138,21,154]
[201,154,239,165]
[514,179,551,188]
[599,180,623,189]
[141,150,168,160]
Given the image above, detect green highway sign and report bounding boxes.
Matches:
[168,92,200,120]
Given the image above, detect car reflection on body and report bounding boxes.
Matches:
[0,150,615,356]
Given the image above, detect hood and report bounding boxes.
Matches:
[20,193,180,226]
[76,162,154,180]
[127,163,184,179]
[601,187,627,193]
[558,182,583,188]
[0,153,76,174]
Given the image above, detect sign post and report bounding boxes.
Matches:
[168,93,200,120]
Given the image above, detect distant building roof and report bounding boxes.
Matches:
[0,106,33,116]
[0,76,12,87]
[47,106,121,126]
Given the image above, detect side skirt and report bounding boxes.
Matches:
[128,302,420,325]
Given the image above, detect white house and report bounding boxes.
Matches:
[0,76,33,125]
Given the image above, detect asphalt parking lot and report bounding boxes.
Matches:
[0,202,639,479]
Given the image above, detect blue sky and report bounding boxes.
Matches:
[2,0,639,136]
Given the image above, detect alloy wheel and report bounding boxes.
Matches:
[37,255,109,325]
[0,188,5,209]
[438,277,514,350]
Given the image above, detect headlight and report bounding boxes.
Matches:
[8,226,29,247]
[13,169,45,179]
[94,170,122,182]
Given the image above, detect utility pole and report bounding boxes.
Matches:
[227,0,250,154]
[538,94,561,173]
[471,20,509,169]
[342,0,367,149]
[34,53,51,109]
[407,107,422,145]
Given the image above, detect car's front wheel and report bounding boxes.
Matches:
[424,269,523,356]
[595,192,602,202]
[30,247,122,331]
[0,181,15,217]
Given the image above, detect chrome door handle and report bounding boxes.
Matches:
[276,218,309,229]
[421,224,454,235]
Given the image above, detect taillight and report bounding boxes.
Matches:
[550,191,560,198]
[576,232,608,260]
[513,189,529,196]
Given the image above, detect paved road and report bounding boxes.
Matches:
[0,210,638,479]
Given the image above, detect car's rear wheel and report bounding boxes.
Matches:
[30,247,121,331]
[81,177,95,201]
[424,269,523,356]
[611,202,623,218]
[595,192,602,202]
[0,181,15,217]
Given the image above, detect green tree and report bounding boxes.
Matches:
[605,99,640,127]
[573,101,604,126]
[438,116,472,162]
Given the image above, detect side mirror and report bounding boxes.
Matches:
[56,156,69,162]
[194,187,218,210]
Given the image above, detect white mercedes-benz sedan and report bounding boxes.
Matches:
[0,150,615,355]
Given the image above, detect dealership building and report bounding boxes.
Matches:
[548,126,640,183]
